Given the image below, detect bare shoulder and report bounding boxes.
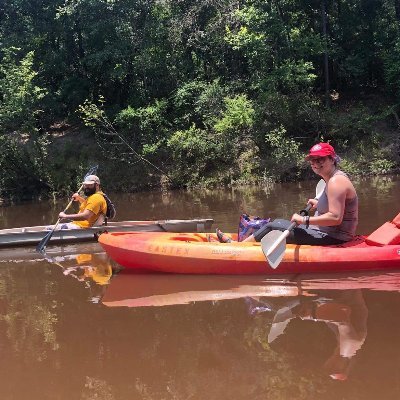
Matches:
[329,172,357,196]
[330,173,351,185]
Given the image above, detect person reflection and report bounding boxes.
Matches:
[63,253,113,286]
[248,289,368,381]
[62,253,113,303]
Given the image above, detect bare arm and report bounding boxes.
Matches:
[71,193,86,203]
[59,209,95,221]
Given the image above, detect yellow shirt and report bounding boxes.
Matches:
[73,192,107,228]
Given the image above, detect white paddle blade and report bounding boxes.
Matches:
[315,179,326,199]
[266,239,287,269]
[261,230,288,269]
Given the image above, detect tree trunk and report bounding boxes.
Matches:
[321,0,330,107]
[395,0,400,24]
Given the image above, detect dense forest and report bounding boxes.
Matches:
[1,0,400,199]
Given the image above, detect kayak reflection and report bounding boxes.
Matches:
[101,270,400,380]
[101,271,400,307]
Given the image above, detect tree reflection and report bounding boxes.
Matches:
[0,266,59,362]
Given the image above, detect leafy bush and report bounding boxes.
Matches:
[213,94,255,135]
[0,48,46,132]
[172,80,209,128]
[369,158,395,174]
[323,103,375,145]
[264,126,303,180]
[0,135,51,199]
[260,60,317,94]
[167,124,227,186]
[115,99,169,152]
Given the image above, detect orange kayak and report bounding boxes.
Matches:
[98,228,400,275]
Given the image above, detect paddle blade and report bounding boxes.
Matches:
[315,179,326,199]
[268,300,300,343]
[85,165,98,179]
[36,230,53,253]
[36,218,61,253]
[261,230,288,269]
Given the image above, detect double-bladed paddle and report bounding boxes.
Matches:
[36,165,98,253]
[261,179,326,269]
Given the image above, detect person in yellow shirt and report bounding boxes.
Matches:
[58,174,107,228]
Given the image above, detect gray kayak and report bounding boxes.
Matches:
[0,218,214,247]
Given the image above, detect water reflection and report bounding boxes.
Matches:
[100,270,400,381]
[101,270,400,307]
[60,253,113,286]
[251,289,367,381]
[42,250,115,303]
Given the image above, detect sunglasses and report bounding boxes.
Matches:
[308,156,328,164]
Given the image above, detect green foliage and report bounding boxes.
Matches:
[195,80,227,127]
[225,24,265,51]
[264,126,303,180]
[78,96,172,185]
[333,134,397,176]
[382,39,400,98]
[236,138,262,185]
[78,96,107,129]
[261,60,317,93]
[115,99,169,149]
[224,2,274,67]
[172,80,209,127]
[213,94,255,135]
[0,48,46,132]
[0,134,51,199]
[369,158,395,174]
[1,0,400,196]
[167,124,226,186]
[256,91,322,143]
[338,158,359,176]
[323,103,377,146]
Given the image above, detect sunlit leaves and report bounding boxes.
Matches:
[213,94,255,134]
[0,47,47,132]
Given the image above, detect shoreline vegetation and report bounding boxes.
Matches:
[1,1,400,202]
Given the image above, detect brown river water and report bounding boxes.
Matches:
[0,175,400,399]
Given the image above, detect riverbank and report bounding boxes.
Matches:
[45,96,400,192]
[1,94,399,203]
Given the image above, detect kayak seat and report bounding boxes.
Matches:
[365,216,400,246]
[170,233,207,243]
